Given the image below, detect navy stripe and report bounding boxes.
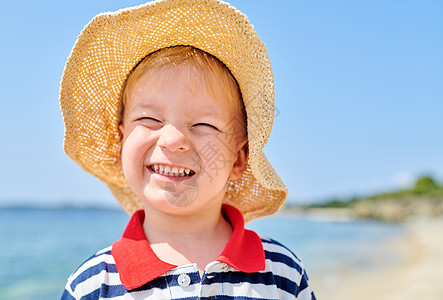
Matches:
[297,270,310,297]
[60,289,76,300]
[274,270,311,297]
[262,238,301,262]
[206,270,276,286]
[206,271,301,297]
[99,283,127,297]
[135,271,301,296]
[71,261,118,291]
[80,288,99,300]
[95,249,112,256]
[80,284,127,299]
[265,250,303,274]
[201,296,276,300]
[274,274,299,295]
[161,297,201,300]
[131,275,168,292]
[132,271,201,292]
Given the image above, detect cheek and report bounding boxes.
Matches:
[120,127,155,170]
[195,137,237,175]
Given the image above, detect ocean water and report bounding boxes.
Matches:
[0,207,404,299]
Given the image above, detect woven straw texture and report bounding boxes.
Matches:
[60,0,288,222]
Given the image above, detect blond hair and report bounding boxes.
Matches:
[119,46,246,131]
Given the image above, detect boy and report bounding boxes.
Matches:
[60,0,316,299]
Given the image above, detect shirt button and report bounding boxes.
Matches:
[177,273,191,287]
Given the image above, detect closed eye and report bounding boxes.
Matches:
[192,123,220,132]
[138,116,161,122]
[136,117,163,129]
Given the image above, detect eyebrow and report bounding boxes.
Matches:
[130,102,159,112]
[128,99,229,121]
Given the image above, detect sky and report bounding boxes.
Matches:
[0,0,441,207]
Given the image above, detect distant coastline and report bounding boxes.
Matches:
[0,202,121,212]
[286,175,443,221]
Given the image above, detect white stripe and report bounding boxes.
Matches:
[200,281,280,299]
[62,282,75,298]
[74,271,121,296]
[168,283,201,298]
[297,285,314,300]
[69,249,115,281]
[164,264,198,275]
[277,286,300,300]
[264,258,303,282]
[96,246,112,255]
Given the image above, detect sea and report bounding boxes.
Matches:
[0,207,405,299]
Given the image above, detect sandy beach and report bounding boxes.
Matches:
[311,217,443,300]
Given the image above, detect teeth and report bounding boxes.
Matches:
[171,167,178,176]
[151,164,193,177]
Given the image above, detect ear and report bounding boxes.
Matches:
[229,139,248,180]
[117,123,125,167]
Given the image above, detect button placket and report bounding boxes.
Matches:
[200,263,226,298]
[177,273,191,287]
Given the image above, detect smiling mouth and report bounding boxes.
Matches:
[149,164,196,177]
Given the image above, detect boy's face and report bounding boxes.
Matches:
[119,66,247,216]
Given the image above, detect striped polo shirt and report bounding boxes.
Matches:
[61,205,316,299]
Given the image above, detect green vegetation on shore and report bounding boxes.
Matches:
[291,176,443,221]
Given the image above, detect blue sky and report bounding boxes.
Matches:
[0,0,441,207]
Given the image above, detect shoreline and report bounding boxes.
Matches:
[311,217,443,300]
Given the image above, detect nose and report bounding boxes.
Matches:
[157,124,190,152]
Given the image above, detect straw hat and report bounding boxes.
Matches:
[60,0,288,222]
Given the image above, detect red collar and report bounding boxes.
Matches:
[112,204,265,290]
